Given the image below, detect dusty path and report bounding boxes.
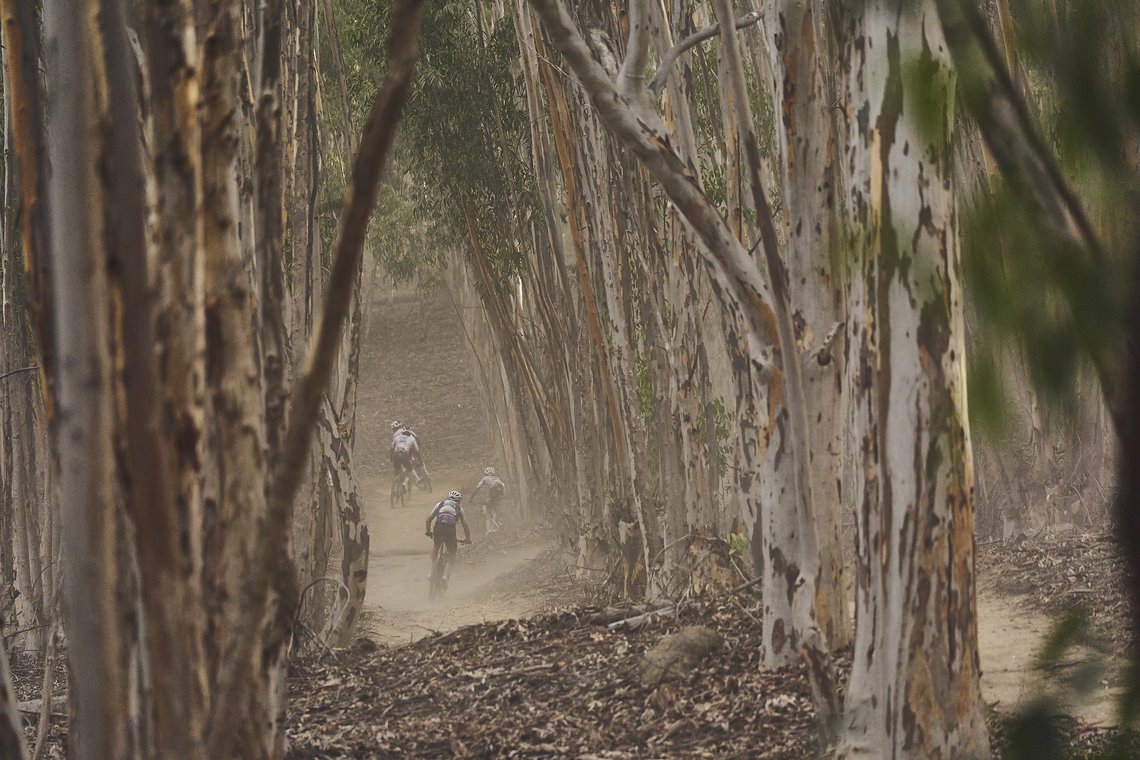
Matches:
[977,583,1123,725]
[363,469,554,646]
[353,283,554,645]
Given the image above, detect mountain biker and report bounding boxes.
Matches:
[472,467,506,523]
[425,490,471,568]
[390,421,424,483]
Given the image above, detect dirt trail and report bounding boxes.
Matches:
[354,283,555,646]
[364,470,553,646]
[977,589,1124,726]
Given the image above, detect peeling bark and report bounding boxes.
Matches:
[837,2,990,755]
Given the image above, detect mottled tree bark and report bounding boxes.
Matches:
[837,2,990,755]
[759,0,852,657]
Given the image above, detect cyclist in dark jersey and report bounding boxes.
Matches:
[425,490,471,565]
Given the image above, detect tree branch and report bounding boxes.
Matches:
[527,0,781,374]
[0,365,39,382]
[617,0,651,99]
[935,0,1102,261]
[648,10,762,95]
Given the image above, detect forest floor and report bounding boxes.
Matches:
[284,529,1139,758]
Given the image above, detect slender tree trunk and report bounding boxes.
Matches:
[318,402,371,647]
[1,0,56,409]
[198,1,287,755]
[762,0,851,652]
[43,0,131,752]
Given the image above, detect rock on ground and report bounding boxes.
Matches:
[640,625,723,685]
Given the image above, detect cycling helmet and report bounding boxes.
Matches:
[448,490,462,501]
[390,420,402,431]
[484,467,496,476]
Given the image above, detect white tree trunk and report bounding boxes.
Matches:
[837,2,990,756]
[762,0,851,652]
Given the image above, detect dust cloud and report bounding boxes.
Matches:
[363,472,552,646]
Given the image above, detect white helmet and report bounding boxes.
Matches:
[484,467,495,476]
[448,490,462,501]
[390,420,402,431]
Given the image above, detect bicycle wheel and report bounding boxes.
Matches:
[391,472,410,509]
[429,553,447,600]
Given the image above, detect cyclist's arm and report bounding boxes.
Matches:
[459,512,471,543]
[425,502,440,536]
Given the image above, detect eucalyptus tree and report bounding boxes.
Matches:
[754,0,851,654]
[1,0,59,670]
[836,0,989,754]
[13,0,423,756]
[522,0,843,710]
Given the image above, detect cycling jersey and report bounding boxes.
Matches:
[392,427,417,449]
[430,499,464,526]
[476,475,505,496]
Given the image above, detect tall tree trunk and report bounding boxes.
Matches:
[104,0,215,747]
[206,4,422,753]
[761,0,852,653]
[837,2,990,755]
[318,402,370,647]
[1,0,56,409]
[43,0,131,753]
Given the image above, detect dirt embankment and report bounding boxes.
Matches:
[354,285,496,492]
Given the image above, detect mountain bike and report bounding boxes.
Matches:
[390,467,414,509]
[469,490,502,537]
[414,464,432,494]
[482,503,501,535]
[428,537,470,600]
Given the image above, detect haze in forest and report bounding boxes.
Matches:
[1,0,1138,758]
